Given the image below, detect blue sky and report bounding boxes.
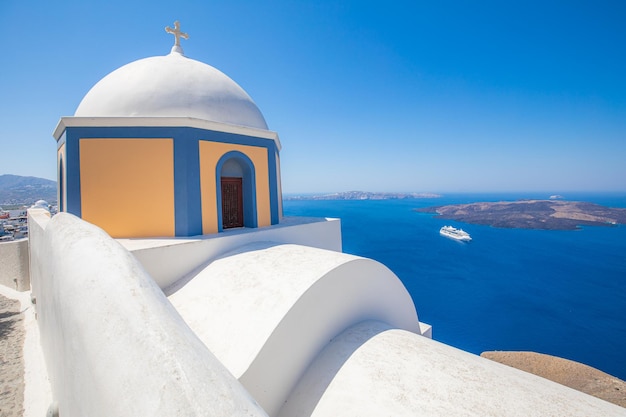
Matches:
[1,1,625,193]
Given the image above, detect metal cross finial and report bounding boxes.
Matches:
[165,21,189,47]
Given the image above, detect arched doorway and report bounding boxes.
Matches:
[216,152,257,231]
[221,176,243,228]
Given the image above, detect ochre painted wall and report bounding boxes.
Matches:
[79,138,175,238]
[199,142,270,234]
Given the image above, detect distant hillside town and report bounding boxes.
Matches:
[0,174,57,206]
[0,175,58,241]
[0,200,57,241]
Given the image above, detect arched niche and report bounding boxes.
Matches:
[215,151,257,231]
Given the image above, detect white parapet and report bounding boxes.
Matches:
[0,237,30,291]
[119,216,342,290]
[27,212,268,417]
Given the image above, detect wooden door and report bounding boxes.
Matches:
[221,177,243,229]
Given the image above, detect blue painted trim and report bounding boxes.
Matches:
[173,138,202,236]
[64,129,82,217]
[266,143,279,225]
[215,151,257,232]
[62,126,274,148]
[60,124,279,235]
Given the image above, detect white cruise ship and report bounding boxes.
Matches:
[440,225,472,242]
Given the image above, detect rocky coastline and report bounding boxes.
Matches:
[481,351,625,408]
[417,200,626,230]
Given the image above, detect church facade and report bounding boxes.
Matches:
[54,119,281,238]
[53,25,282,238]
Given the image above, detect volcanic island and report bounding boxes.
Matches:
[416,200,626,230]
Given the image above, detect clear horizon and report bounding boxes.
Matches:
[4,173,626,198]
[2,1,625,193]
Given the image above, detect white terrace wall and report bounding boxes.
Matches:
[27,210,267,417]
[122,217,342,291]
[0,238,30,291]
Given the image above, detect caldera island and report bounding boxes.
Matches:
[417,200,626,230]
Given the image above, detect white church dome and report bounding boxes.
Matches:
[31,200,50,211]
[74,50,268,130]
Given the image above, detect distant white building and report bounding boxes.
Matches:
[30,200,50,212]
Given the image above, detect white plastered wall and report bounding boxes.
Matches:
[27,211,267,417]
[0,238,30,291]
[121,216,342,290]
[280,321,626,417]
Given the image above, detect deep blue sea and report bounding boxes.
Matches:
[283,193,626,380]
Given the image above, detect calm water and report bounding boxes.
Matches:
[283,193,626,380]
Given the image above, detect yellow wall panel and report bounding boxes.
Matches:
[199,142,218,234]
[80,139,175,238]
[199,141,270,234]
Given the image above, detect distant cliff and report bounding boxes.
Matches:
[285,191,441,201]
[0,175,57,206]
[417,200,626,230]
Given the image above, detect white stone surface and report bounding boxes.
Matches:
[280,321,626,417]
[74,50,268,130]
[0,238,30,291]
[28,212,267,417]
[168,243,421,416]
[122,216,342,290]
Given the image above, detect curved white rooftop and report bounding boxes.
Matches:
[168,242,422,416]
[74,50,268,130]
[280,322,624,417]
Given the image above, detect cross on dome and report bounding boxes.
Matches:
[165,21,189,55]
